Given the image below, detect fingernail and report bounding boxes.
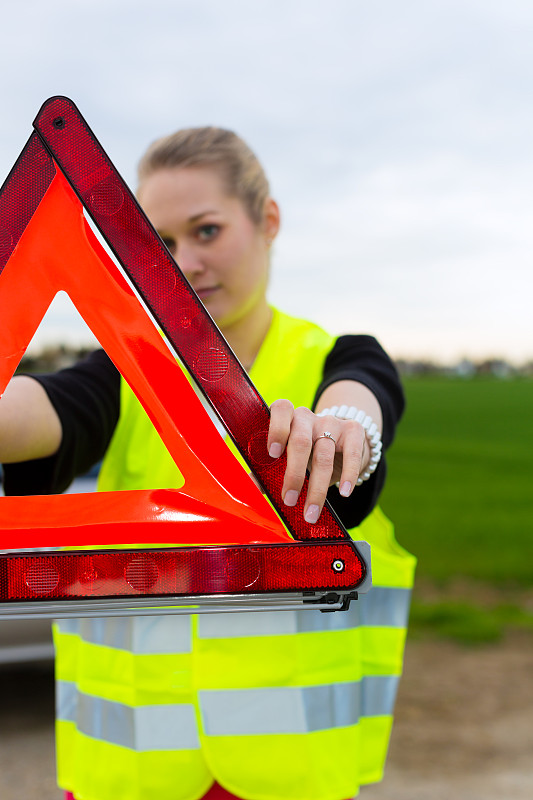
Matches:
[339,481,352,497]
[284,489,299,507]
[304,504,320,524]
[269,442,283,458]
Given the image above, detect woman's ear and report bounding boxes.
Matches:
[263,197,280,244]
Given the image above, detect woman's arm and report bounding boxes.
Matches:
[0,376,62,462]
[1,350,120,496]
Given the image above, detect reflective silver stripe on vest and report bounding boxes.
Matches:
[57,679,78,723]
[361,675,399,718]
[302,587,412,631]
[56,680,200,751]
[55,618,81,635]
[197,587,411,639]
[55,616,192,654]
[199,676,399,736]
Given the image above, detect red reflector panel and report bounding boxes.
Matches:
[0,132,54,277]
[0,542,364,602]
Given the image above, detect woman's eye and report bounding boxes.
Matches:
[160,236,176,254]
[197,224,220,242]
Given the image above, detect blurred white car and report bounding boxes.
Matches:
[0,469,97,664]
[0,618,54,664]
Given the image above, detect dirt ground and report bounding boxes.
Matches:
[1,633,533,800]
[366,632,533,799]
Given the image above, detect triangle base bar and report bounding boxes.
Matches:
[0,594,358,619]
[0,541,367,599]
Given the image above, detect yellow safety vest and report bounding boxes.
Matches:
[53,308,416,800]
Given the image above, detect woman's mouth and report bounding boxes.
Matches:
[195,285,220,300]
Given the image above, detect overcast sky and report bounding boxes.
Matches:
[1,0,532,363]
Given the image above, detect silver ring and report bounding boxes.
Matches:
[314,431,337,446]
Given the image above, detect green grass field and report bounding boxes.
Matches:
[378,376,533,641]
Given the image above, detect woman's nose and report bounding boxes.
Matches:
[174,244,205,278]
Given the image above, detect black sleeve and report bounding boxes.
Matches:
[2,350,120,496]
[311,335,405,529]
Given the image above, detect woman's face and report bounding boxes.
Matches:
[137,166,278,331]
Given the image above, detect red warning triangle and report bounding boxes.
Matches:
[0,97,368,610]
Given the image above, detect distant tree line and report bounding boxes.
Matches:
[395,357,533,378]
[16,345,95,375]
[15,344,533,379]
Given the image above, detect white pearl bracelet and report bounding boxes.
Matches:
[317,405,382,485]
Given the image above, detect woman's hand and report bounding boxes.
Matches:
[267,399,370,524]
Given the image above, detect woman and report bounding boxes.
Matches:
[0,127,415,800]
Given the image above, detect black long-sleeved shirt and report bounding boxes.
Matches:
[2,336,404,529]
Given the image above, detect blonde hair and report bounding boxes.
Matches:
[137,127,270,225]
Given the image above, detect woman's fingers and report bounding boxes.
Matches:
[304,419,365,522]
[267,402,316,507]
[282,407,315,507]
[304,430,338,522]
[267,402,369,523]
[267,398,294,458]
[335,419,366,498]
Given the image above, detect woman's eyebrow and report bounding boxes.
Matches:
[188,210,219,223]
